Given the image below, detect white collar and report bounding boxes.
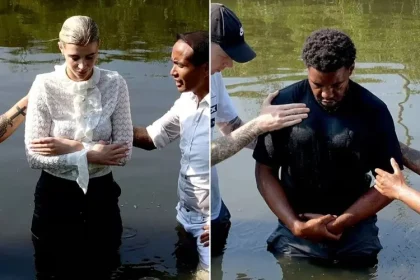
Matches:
[54,63,101,94]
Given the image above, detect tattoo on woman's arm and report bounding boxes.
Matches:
[0,106,27,138]
[10,106,27,120]
[0,115,11,138]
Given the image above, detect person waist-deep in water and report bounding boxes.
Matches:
[24,15,133,279]
[209,4,310,266]
[25,29,210,277]
[253,28,403,266]
[132,31,211,274]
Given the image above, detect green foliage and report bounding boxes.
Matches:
[216,0,420,83]
[0,0,208,63]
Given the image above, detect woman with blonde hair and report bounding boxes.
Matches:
[25,15,133,278]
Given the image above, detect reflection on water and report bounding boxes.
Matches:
[215,0,420,279]
[0,0,208,64]
[0,0,207,279]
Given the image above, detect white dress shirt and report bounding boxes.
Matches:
[25,64,133,193]
[147,92,210,215]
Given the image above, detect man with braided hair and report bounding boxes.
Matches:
[253,28,403,265]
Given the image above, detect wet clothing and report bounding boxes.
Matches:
[24,64,131,278]
[253,79,403,259]
[267,216,382,262]
[32,171,122,279]
[175,175,210,271]
[210,200,231,257]
[25,64,133,192]
[175,201,209,271]
[147,91,210,216]
[254,79,403,215]
[147,91,210,271]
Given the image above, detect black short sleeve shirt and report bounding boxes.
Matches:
[253,79,403,215]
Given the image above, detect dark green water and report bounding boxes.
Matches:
[214,0,420,279]
[0,0,208,279]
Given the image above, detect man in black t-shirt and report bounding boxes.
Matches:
[253,29,403,264]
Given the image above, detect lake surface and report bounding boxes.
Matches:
[0,0,208,279]
[213,0,420,279]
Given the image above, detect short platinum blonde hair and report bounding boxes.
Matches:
[59,15,99,46]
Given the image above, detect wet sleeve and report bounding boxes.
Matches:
[253,132,279,167]
[146,97,181,149]
[252,89,291,168]
[369,106,403,175]
[25,76,87,171]
[111,76,133,165]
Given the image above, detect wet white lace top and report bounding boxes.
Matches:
[25,64,133,193]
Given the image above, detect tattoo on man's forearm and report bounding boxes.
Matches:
[219,116,243,135]
[211,119,262,166]
[227,116,242,132]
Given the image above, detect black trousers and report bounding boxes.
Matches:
[173,223,199,275]
[210,200,231,280]
[32,171,123,280]
[211,200,231,257]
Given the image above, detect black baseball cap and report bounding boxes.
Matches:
[211,3,256,63]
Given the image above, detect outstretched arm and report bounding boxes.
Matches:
[211,92,309,166]
[211,117,261,166]
[0,95,28,143]
[212,112,305,166]
[133,126,156,150]
[375,158,420,214]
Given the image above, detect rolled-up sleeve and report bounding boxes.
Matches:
[146,98,181,149]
